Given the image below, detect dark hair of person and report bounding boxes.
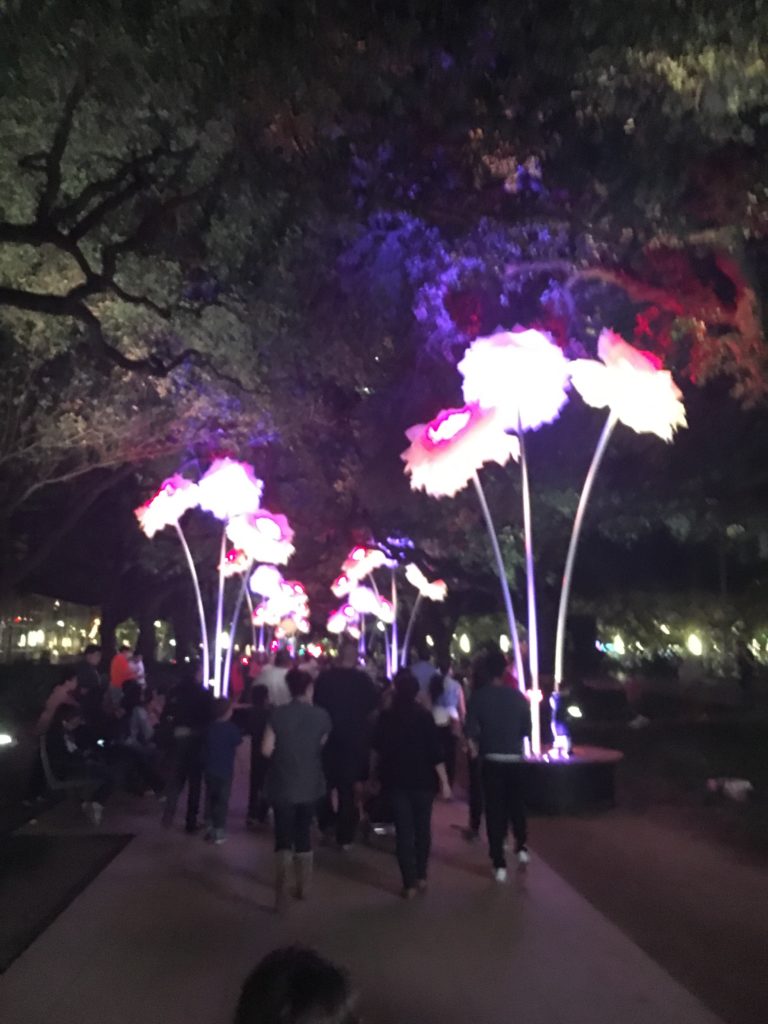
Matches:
[84,643,101,657]
[213,697,232,719]
[392,668,419,709]
[428,671,445,704]
[472,645,506,689]
[250,683,268,709]
[234,947,358,1024]
[274,648,293,669]
[286,668,313,700]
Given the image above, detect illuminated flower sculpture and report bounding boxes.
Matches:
[402,404,519,498]
[135,474,200,538]
[227,511,295,566]
[403,404,526,702]
[197,458,264,521]
[136,459,297,697]
[400,564,448,667]
[249,564,284,598]
[459,328,571,754]
[553,329,687,694]
[459,329,570,431]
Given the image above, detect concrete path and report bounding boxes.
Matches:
[0,747,725,1024]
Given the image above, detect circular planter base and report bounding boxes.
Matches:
[524,746,623,815]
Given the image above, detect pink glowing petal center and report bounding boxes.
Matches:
[427,410,472,445]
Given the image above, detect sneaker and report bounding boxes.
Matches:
[494,867,508,883]
[213,835,227,845]
[400,887,417,900]
[416,879,428,894]
[90,802,104,827]
[516,847,530,866]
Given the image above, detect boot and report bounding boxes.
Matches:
[294,852,314,900]
[274,851,292,914]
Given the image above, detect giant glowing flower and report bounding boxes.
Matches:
[197,458,264,521]
[331,572,353,598]
[220,548,250,578]
[569,329,687,440]
[459,329,571,432]
[328,608,354,634]
[404,563,448,602]
[134,475,200,538]
[402,404,519,498]
[342,546,389,582]
[249,564,284,597]
[227,510,295,565]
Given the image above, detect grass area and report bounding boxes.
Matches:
[574,709,768,861]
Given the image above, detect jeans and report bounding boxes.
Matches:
[205,774,232,834]
[273,801,314,853]
[317,780,359,846]
[467,754,484,832]
[481,760,527,869]
[248,743,269,822]
[162,735,204,829]
[437,726,457,785]
[391,789,435,890]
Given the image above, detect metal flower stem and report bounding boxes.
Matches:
[222,562,253,697]
[257,621,265,652]
[212,530,227,696]
[368,573,391,676]
[244,587,257,650]
[390,570,399,677]
[400,594,423,667]
[517,420,541,756]
[174,522,209,680]
[554,411,618,690]
[471,472,525,691]
[358,614,367,661]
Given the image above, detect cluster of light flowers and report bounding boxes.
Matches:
[402,326,687,755]
[134,458,297,694]
[327,546,393,639]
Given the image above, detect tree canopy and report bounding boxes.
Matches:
[2,0,768,639]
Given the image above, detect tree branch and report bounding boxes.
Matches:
[37,76,87,219]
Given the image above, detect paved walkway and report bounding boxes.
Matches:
[1,746,725,1024]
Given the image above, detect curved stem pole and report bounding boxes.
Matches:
[258,622,265,653]
[368,574,390,672]
[222,563,253,698]
[358,614,367,662]
[244,587,257,650]
[400,594,423,667]
[471,472,525,691]
[517,422,541,755]
[390,570,399,677]
[174,523,209,680]
[212,530,227,696]
[554,412,618,690]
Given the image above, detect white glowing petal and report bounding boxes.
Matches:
[249,564,284,597]
[197,458,264,521]
[405,563,448,602]
[402,405,520,499]
[348,586,380,615]
[220,548,250,578]
[331,573,353,598]
[570,330,687,442]
[459,329,571,432]
[376,597,395,624]
[327,610,348,634]
[342,548,388,582]
[227,511,295,565]
[134,475,200,538]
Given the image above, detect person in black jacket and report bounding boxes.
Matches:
[465,646,531,882]
[46,705,113,825]
[372,669,451,899]
[161,663,214,833]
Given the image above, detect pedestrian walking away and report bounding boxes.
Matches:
[262,668,332,912]
[465,645,531,882]
[372,668,451,899]
[203,698,242,843]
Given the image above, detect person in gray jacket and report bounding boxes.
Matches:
[465,646,531,882]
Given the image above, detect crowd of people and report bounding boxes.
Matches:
[28,635,532,902]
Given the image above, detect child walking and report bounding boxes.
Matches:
[203,698,242,844]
